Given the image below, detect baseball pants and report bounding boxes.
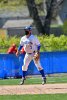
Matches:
[22,53,43,71]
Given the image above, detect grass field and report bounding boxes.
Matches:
[0,75,67,85]
[0,94,67,100]
[0,75,67,100]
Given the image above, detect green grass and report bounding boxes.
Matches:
[0,76,67,100]
[0,75,67,85]
[0,94,67,100]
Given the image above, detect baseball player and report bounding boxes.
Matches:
[16,26,46,85]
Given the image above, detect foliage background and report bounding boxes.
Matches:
[0,34,67,53]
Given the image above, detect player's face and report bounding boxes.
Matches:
[25,30,29,35]
[25,30,31,38]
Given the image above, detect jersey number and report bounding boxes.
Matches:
[30,46,32,49]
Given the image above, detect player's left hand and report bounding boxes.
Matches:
[33,52,40,62]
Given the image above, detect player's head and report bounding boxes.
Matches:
[24,26,32,35]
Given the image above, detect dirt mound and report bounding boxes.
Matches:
[0,83,67,95]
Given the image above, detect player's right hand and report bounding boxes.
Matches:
[16,50,19,56]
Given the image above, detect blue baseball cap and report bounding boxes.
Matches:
[24,26,32,31]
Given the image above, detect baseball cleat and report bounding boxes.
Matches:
[42,78,46,85]
[19,78,26,85]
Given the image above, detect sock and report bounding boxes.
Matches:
[39,69,46,78]
[22,71,27,79]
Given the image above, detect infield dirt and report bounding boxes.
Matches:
[0,83,67,95]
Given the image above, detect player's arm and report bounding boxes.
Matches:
[33,45,41,62]
[34,36,41,52]
[37,44,41,52]
[16,45,23,56]
[33,36,41,61]
[16,38,24,56]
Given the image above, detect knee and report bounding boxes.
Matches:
[37,67,43,71]
[22,65,27,71]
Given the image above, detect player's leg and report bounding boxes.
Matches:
[33,59,46,85]
[20,53,32,85]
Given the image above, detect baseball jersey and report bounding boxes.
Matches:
[20,34,40,53]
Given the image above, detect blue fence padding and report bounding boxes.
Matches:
[0,51,67,78]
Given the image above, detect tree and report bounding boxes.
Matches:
[26,0,45,34]
[44,0,56,35]
[0,0,64,35]
[26,0,64,35]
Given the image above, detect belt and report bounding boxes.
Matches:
[27,51,35,54]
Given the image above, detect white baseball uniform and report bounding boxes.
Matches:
[20,34,43,71]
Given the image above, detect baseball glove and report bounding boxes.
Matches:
[33,52,40,62]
